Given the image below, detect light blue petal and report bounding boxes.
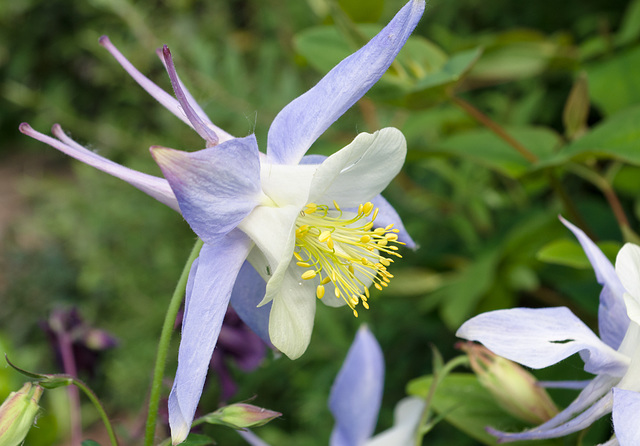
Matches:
[612,388,640,445]
[152,135,262,244]
[266,0,425,165]
[456,307,629,376]
[20,123,180,212]
[489,386,614,442]
[237,429,272,446]
[169,230,253,444]
[561,217,629,349]
[370,194,416,249]
[229,260,272,345]
[329,326,384,446]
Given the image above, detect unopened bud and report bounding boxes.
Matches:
[458,342,558,424]
[0,382,43,446]
[202,403,281,429]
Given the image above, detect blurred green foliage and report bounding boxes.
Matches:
[2,0,640,444]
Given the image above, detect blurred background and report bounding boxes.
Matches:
[2,0,639,444]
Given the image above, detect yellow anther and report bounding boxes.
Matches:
[380,281,388,287]
[360,235,371,243]
[348,264,354,275]
[362,301,369,309]
[333,200,341,211]
[335,287,341,298]
[378,239,388,247]
[364,288,370,298]
[374,283,382,291]
[358,203,364,214]
[353,309,359,318]
[388,246,399,251]
[294,252,303,262]
[306,203,318,213]
[316,285,325,299]
[363,222,374,231]
[385,224,395,230]
[385,233,399,241]
[327,238,334,250]
[350,295,359,305]
[392,229,400,233]
[319,230,332,243]
[374,227,385,235]
[321,276,331,285]
[362,202,374,215]
[371,207,379,221]
[297,262,311,267]
[301,270,317,280]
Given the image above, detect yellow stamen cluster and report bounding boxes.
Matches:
[294,201,403,317]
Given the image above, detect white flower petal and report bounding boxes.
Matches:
[365,397,425,446]
[267,265,317,359]
[310,128,407,207]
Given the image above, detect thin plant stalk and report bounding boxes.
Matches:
[59,332,82,446]
[72,378,120,446]
[144,238,204,446]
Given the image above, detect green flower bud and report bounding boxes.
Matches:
[202,403,281,430]
[459,342,558,425]
[0,382,43,446]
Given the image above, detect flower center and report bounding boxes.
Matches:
[294,201,403,317]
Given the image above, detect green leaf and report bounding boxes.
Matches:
[537,239,621,268]
[587,45,640,116]
[615,0,640,47]
[468,30,575,83]
[407,373,562,446]
[550,105,640,165]
[338,0,383,22]
[180,434,215,446]
[428,126,562,178]
[81,441,102,446]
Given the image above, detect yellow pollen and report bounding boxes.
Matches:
[293,201,403,317]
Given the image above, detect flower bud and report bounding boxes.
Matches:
[458,342,558,425]
[0,382,43,446]
[202,403,281,429]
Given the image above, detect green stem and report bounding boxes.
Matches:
[144,238,204,446]
[414,355,470,446]
[72,378,119,446]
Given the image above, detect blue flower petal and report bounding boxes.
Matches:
[329,326,384,446]
[169,230,253,444]
[613,388,640,445]
[561,217,629,349]
[266,0,425,165]
[457,307,629,376]
[229,260,272,345]
[152,135,262,244]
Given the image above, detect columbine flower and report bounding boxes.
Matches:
[238,326,425,446]
[456,217,640,444]
[20,1,424,443]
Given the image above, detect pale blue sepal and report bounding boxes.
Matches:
[169,230,253,445]
[612,388,640,445]
[489,387,614,442]
[152,135,262,244]
[456,307,629,376]
[561,217,629,349]
[329,326,384,446]
[229,261,272,345]
[371,194,416,249]
[266,0,425,165]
